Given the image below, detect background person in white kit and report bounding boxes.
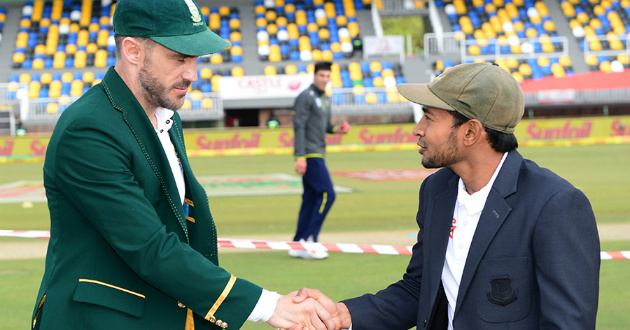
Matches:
[291,61,350,260]
[293,62,601,330]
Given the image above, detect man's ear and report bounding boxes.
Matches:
[462,119,485,146]
[120,37,142,65]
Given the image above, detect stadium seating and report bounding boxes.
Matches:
[254,0,364,62]
[434,0,578,79]
[10,65,245,105]
[441,0,565,58]
[256,59,407,105]
[0,7,6,45]
[11,1,244,69]
[374,0,424,10]
[561,0,630,71]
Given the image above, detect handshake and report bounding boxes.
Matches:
[268,288,351,330]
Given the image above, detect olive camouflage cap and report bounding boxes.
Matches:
[397,62,524,134]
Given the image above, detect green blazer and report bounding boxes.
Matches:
[32,67,262,330]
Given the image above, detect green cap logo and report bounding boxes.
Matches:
[185,0,203,25]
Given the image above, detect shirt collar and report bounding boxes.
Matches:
[457,152,508,215]
[311,83,325,95]
[155,107,175,133]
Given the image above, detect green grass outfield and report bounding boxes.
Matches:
[1,144,629,330]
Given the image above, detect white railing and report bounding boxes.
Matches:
[331,87,414,115]
[424,34,570,63]
[583,35,630,66]
[375,0,429,16]
[371,2,384,37]
[461,36,569,62]
[424,31,463,62]
[18,93,224,124]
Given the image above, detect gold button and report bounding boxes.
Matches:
[177,301,186,308]
[208,315,216,323]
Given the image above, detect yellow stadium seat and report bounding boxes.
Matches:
[366,93,378,104]
[74,51,87,68]
[319,29,330,40]
[230,46,243,56]
[13,52,25,64]
[551,63,566,77]
[511,71,524,82]
[230,31,242,42]
[29,82,41,98]
[266,11,277,22]
[232,67,244,77]
[269,45,281,62]
[20,73,31,83]
[599,61,612,73]
[200,68,213,79]
[211,76,221,92]
[41,73,53,84]
[181,99,191,110]
[47,102,59,114]
[83,71,94,83]
[370,61,382,72]
[387,92,400,103]
[373,77,384,87]
[202,98,214,109]
[542,42,555,53]
[264,65,277,76]
[559,56,572,67]
[468,45,481,56]
[322,50,333,61]
[49,82,62,98]
[86,43,98,53]
[210,53,222,64]
[311,49,322,61]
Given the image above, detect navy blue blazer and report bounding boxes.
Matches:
[343,150,600,330]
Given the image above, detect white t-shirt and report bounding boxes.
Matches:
[155,108,278,322]
[441,153,508,330]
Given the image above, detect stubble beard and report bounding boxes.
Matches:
[138,57,190,111]
[421,128,462,169]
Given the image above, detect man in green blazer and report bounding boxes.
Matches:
[31,0,337,329]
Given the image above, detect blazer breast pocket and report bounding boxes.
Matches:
[476,257,532,323]
[73,279,146,317]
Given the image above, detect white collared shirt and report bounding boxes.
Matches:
[154,108,279,322]
[155,108,185,205]
[441,152,508,330]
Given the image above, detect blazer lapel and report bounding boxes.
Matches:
[454,151,522,314]
[101,68,189,242]
[427,174,459,301]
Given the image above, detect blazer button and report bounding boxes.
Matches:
[423,318,427,327]
[177,301,186,308]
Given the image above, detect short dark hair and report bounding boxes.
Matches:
[450,111,518,153]
[314,61,333,73]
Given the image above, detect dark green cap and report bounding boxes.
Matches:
[397,62,524,134]
[113,0,230,56]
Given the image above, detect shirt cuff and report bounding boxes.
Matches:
[247,289,281,322]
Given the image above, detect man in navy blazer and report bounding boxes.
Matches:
[296,63,601,330]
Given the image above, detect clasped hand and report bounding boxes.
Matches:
[267,288,349,330]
